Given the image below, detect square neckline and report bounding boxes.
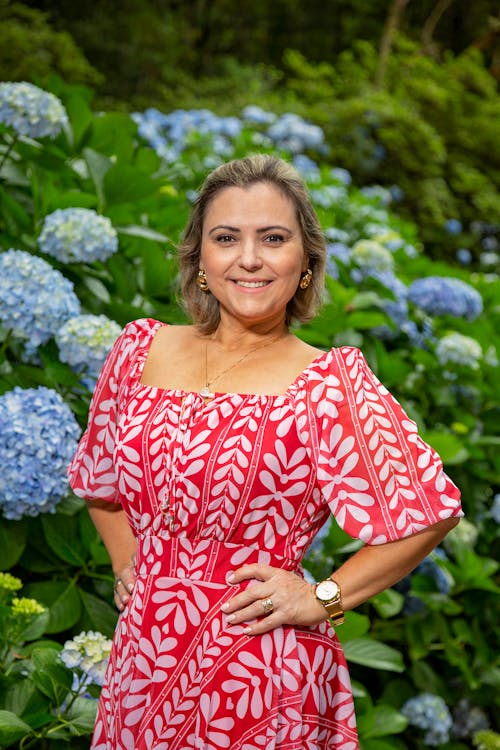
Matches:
[134,320,331,401]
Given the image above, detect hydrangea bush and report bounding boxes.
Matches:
[0,81,498,749]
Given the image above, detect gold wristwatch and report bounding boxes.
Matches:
[315,577,345,626]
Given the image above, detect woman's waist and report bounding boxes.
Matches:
[135,533,301,583]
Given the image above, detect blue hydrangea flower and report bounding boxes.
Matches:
[60,630,112,688]
[38,208,118,264]
[310,184,348,209]
[452,699,490,739]
[132,108,241,161]
[330,167,352,186]
[402,693,453,746]
[489,494,500,524]
[436,333,482,369]
[0,249,80,353]
[456,248,472,265]
[0,386,81,520]
[445,218,463,235]
[56,314,122,390]
[0,82,68,139]
[241,105,277,125]
[292,154,321,182]
[266,113,326,154]
[408,276,483,320]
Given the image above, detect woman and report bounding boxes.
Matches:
[68,154,462,750]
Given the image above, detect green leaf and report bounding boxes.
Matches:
[336,611,371,641]
[31,648,72,703]
[64,696,98,733]
[117,224,170,243]
[23,581,82,633]
[17,610,50,642]
[342,638,405,672]
[347,311,391,329]
[0,710,32,746]
[362,705,408,738]
[370,589,405,618]
[0,516,27,569]
[41,512,86,566]
[420,430,469,465]
[104,163,158,205]
[83,147,112,209]
[79,589,117,638]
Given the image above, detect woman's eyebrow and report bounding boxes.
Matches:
[208,224,292,235]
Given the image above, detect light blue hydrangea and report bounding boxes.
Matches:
[402,693,453,746]
[38,208,118,264]
[408,276,483,320]
[60,630,112,687]
[489,494,500,524]
[330,167,352,186]
[445,218,462,235]
[56,314,122,390]
[350,240,395,274]
[266,113,326,154]
[292,154,321,182]
[241,105,277,125]
[0,386,81,520]
[456,248,472,265]
[436,332,482,369]
[0,82,68,139]
[0,249,80,353]
[132,108,241,161]
[310,184,348,209]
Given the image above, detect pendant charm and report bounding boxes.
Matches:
[200,385,214,399]
[160,499,176,532]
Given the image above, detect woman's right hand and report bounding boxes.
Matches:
[113,559,136,611]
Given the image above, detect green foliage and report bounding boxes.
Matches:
[0,2,102,87]
[282,40,500,260]
[0,80,498,747]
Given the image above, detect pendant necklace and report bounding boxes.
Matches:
[200,334,283,400]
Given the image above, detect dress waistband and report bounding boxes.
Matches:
[135,534,301,584]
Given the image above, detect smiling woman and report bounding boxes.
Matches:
[67,154,462,750]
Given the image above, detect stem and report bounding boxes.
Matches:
[421,0,455,53]
[376,0,411,88]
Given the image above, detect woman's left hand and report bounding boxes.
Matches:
[221,563,328,635]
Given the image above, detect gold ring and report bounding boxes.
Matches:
[261,597,274,615]
[114,577,123,592]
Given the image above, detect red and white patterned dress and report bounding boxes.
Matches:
[68,318,462,750]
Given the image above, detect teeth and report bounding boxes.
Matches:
[236,280,269,288]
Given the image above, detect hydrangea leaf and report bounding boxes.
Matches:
[0,710,32,746]
[0,517,27,569]
[342,637,405,672]
[23,581,81,633]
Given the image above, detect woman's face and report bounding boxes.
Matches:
[200,182,307,328]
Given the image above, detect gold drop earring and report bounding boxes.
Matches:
[299,268,312,289]
[197,269,209,292]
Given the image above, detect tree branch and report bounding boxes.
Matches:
[376,0,411,88]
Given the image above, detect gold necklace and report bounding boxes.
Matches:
[200,335,282,399]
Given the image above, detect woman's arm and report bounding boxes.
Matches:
[221,516,460,635]
[86,499,137,611]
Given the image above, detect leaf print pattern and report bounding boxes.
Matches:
[67,318,462,749]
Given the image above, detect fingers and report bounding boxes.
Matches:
[222,565,325,635]
[113,563,136,612]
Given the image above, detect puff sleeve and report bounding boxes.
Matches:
[307,347,463,545]
[67,318,157,503]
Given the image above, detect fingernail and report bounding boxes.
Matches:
[221,602,229,611]
[243,626,251,634]
[225,614,235,623]
[227,573,236,583]
[127,583,134,593]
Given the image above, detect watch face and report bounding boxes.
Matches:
[316,579,340,602]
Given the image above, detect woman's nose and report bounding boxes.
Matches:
[238,238,263,269]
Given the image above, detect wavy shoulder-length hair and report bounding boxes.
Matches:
[178,154,326,334]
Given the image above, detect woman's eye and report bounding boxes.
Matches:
[265,234,285,243]
[215,234,235,243]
